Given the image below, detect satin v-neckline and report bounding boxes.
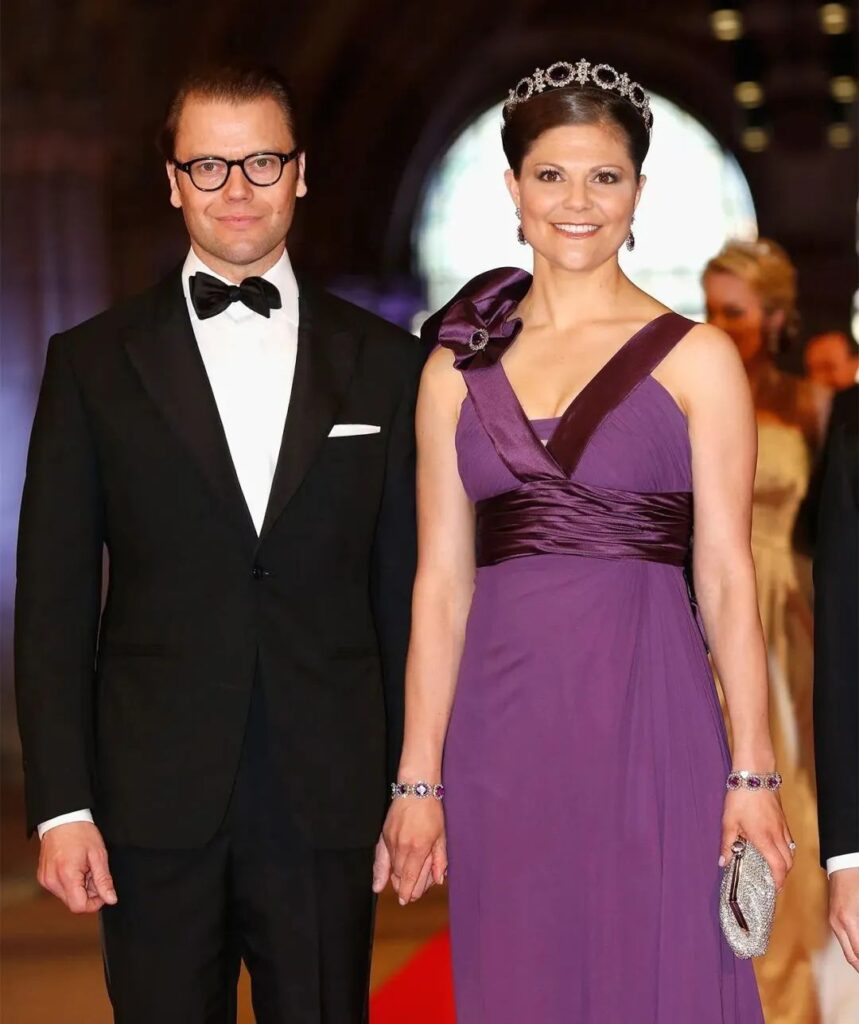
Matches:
[497,311,674,452]
[435,269,696,486]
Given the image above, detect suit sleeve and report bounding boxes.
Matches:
[813,419,859,865]
[15,334,104,835]
[370,341,426,786]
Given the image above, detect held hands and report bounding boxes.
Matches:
[719,789,794,891]
[829,867,859,972]
[373,797,447,905]
[38,822,117,914]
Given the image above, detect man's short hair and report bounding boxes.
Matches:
[806,329,859,358]
[160,64,301,160]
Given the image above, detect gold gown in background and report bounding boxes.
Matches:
[751,415,827,1024]
[745,366,859,1024]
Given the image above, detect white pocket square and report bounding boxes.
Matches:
[327,423,381,437]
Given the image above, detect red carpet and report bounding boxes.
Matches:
[371,930,456,1023]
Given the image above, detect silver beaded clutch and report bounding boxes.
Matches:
[719,837,777,958]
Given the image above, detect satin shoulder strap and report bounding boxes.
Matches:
[547,312,697,477]
[463,363,566,483]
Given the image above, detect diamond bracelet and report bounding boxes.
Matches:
[391,781,446,801]
[726,770,782,792]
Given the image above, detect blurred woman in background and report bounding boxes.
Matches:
[703,239,832,1023]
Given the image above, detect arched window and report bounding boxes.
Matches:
[415,95,757,321]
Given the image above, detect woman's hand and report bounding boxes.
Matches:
[376,798,447,905]
[720,790,795,890]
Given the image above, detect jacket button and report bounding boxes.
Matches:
[251,564,266,580]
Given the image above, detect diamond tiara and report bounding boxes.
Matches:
[503,59,653,132]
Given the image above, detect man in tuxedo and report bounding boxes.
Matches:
[813,380,858,972]
[15,65,424,1022]
[795,331,859,553]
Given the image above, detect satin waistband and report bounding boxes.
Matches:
[475,478,693,567]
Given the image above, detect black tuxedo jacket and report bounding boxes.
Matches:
[15,269,425,849]
[813,384,859,864]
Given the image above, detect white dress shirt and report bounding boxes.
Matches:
[827,853,859,873]
[38,248,300,839]
[181,247,300,533]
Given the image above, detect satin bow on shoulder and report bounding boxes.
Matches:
[420,267,532,368]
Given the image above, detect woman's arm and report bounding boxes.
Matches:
[675,323,794,887]
[377,346,475,904]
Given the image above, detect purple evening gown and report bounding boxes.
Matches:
[423,269,764,1023]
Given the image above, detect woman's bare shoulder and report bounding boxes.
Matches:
[423,343,459,376]
[661,320,745,379]
[419,345,468,417]
[649,321,756,424]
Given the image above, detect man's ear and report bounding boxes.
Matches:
[295,152,308,199]
[166,161,182,210]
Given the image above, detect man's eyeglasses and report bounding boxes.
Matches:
[171,149,300,192]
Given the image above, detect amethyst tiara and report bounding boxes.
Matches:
[503,59,653,133]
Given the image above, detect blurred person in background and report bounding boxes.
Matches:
[804,330,859,394]
[796,331,858,554]
[703,239,853,1023]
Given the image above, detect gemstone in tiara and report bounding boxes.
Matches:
[503,59,653,132]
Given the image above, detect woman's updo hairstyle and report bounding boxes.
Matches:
[704,238,800,349]
[501,86,652,179]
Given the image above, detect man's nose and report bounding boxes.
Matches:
[223,164,253,200]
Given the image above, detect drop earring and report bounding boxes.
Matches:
[516,207,526,245]
[625,215,636,252]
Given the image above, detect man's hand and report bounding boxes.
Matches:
[372,833,391,894]
[829,867,859,972]
[38,821,117,914]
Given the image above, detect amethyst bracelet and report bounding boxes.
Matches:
[726,770,782,792]
[391,781,445,801]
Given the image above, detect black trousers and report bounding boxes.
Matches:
[100,682,376,1024]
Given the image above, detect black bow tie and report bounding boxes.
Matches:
[189,271,282,320]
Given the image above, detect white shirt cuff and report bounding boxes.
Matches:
[826,853,859,876]
[37,809,94,839]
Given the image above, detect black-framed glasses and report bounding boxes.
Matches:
[172,149,300,191]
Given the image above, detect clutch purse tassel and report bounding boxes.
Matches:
[719,837,777,958]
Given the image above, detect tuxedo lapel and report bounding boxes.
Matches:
[123,270,258,548]
[259,282,364,540]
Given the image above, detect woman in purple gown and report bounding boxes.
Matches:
[375,61,794,1022]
